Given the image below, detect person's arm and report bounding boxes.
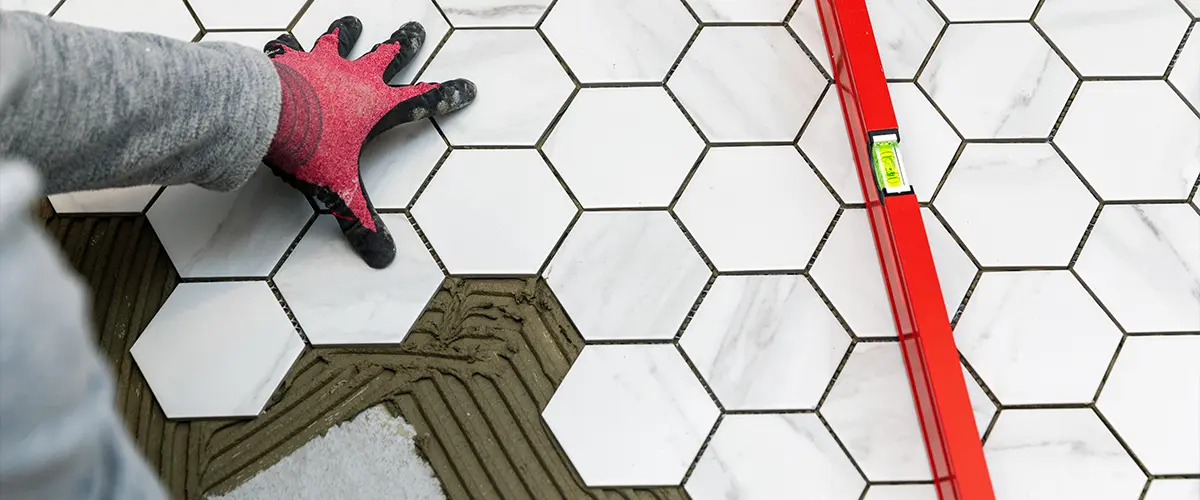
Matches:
[0,10,279,193]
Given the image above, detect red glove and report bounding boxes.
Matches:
[262,17,475,268]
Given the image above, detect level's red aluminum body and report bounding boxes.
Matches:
[813,1,995,499]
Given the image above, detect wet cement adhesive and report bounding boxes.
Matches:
[46,213,688,500]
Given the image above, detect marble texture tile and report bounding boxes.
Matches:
[963,364,997,438]
[862,484,939,500]
[887,82,960,201]
[686,414,865,500]
[544,211,711,341]
[927,0,1038,21]
[865,0,943,80]
[542,87,704,208]
[1075,204,1200,333]
[685,0,795,22]
[189,0,306,29]
[359,119,448,209]
[955,271,1122,405]
[419,30,574,146]
[541,0,696,83]
[411,149,575,275]
[821,342,932,481]
[1144,479,1200,500]
[799,91,861,204]
[147,167,313,279]
[292,0,448,85]
[1097,335,1200,475]
[675,146,838,271]
[984,409,1146,500]
[130,281,305,419]
[919,24,1076,140]
[541,344,719,487]
[199,30,285,49]
[1037,0,1191,77]
[1171,30,1200,111]
[0,0,58,14]
[53,0,200,39]
[679,275,851,411]
[787,0,833,77]
[812,209,973,338]
[48,185,160,214]
[436,0,550,27]
[935,143,1097,267]
[274,215,444,345]
[669,27,827,143]
[1055,81,1200,201]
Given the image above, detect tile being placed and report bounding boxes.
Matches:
[0,0,58,14]
[541,0,695,83]
[1055,81,1200,201]
[954,271,1122,405]
[821,342,932,481]
[544,211,710,341]
[130,281,305,419]
[928,0,1038,21]
[542,344,719,487]
[679,275,851,411]
[188,0,306,29]
[436,0,551,27]
[984,409,1145,500]
[419,30,574,146]
[293,0,448,84]
[274,215,444,345]
[1037,0,1190,77]
[53,0,199,39]
[787,0,833,77]
[675,146,838,272]
[199,30,285,49]
[1075,204,1200,333]
[685,0,795,22]
[359,119,448,209]
[799,91,860,203]
[49,186,160,214]
[811,208,973,338]
[411,149,575,275]
[864,0,943,80]
[919,24,1076,140]
[1145,480,1200,500]
[669,27,827,143]
[686,414,865,500]
[862,484,939,500]
[1171,31,1199,111]
[542,87,703,208]
[147,167,313,279]
[1098,335,1200,475]
[935,143,1097,267]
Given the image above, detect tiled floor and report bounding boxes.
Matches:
[9,0,1199,498]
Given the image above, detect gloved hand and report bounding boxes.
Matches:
[261,16,475,269]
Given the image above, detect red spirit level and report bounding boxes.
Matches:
[813,1,996,499]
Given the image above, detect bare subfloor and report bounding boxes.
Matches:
[47,212,686,500]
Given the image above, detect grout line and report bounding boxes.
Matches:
[406,213,450,276]
[266,211,318,279]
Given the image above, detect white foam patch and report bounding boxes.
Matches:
[209,406,445,500]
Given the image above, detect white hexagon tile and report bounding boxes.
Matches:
[542,344,719,487]
[274,215,444,345]
[787,0,833,77]
[1145,480,1200,500]
[919,23,1077,140]
[49,186,161,214]
[542,87,704,208]
[130,281,305,419]
[675,146,838,272]
[292,0,448,85]
[863,0,943,80]
[358,119,448,209]
[1171,31,1199,111]
[418,29,574,146]
[669,26,827,143]
[862,484,939,500]
[1036,0,1191,77]
[686,414,866,500]
[53,0,200,39]
[544,211,711,341]
[435,0,551,27]
[410,149,576,275]
[541,0,696,83]
[929,0,1038,22]
[188,0,306,29]
[685,0,795,23]
[147,167,313,279]
[984,409,1146,500]
[1054,81,1200,202]
[679,275,851,411]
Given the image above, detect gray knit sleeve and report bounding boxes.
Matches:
[0,10,281,193]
